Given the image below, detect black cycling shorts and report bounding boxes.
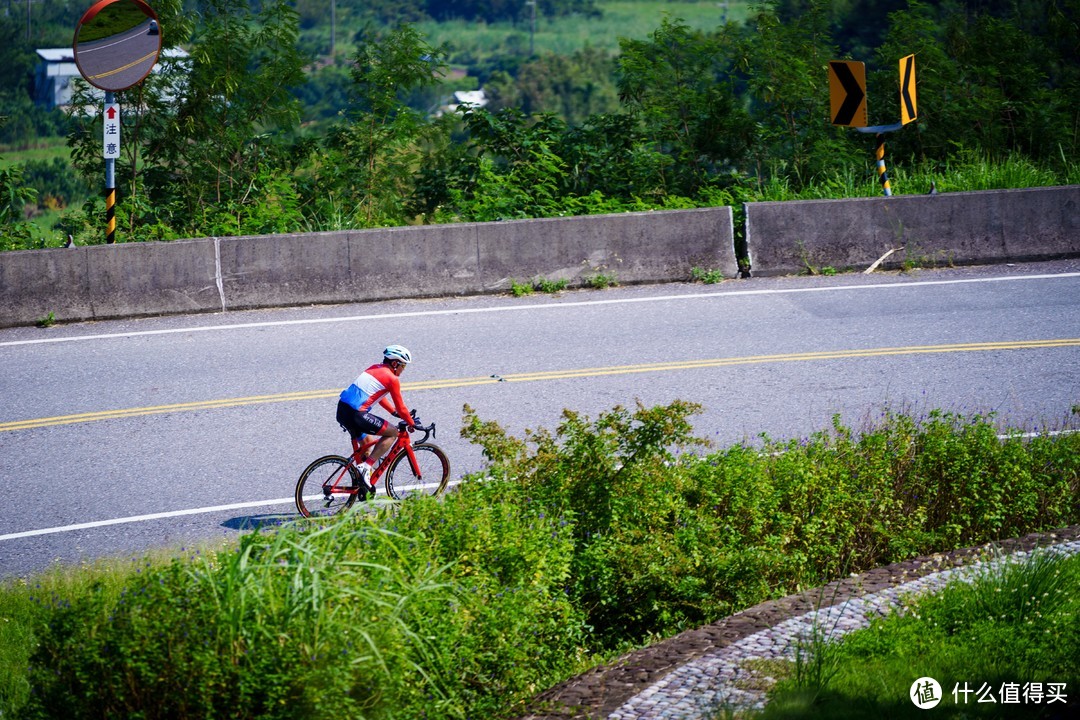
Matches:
[337,400,387,438]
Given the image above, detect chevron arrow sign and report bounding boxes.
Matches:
[900,54,917,125]
[829,60,867,127]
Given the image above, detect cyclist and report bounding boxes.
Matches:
[337,345,417,495]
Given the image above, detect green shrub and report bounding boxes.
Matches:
[392,479,588,715]
[585,271,619,289]
[510,279,534,296]
[17,489,589,720]
[535,277,568,293]
[23,524,458,718]
[461,404,1080,649]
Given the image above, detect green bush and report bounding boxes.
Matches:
[461,404,1080,649]
[24,525,456,718]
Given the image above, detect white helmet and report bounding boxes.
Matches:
[383,344,412,364]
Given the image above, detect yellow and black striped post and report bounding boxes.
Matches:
[105,187,116,244]
[874,133,892,197]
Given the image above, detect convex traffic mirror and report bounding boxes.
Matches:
[73,0,162,92]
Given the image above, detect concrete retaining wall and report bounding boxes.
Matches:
[0,207,736,327]
[745,185,1080,276]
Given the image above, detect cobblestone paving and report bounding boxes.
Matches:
[515,524,1080,720]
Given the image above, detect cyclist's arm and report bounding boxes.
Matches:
[378,396,401,418]
[386,376,414,428]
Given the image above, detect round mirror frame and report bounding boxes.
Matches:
[73,0,162,92]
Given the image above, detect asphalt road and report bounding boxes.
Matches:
[2,260,1078,579]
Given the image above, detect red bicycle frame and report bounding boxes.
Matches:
[327,423,431,497]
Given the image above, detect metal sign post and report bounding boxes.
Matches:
[73,0,162,243]
[861,125,903,196]
[104,94,119,243]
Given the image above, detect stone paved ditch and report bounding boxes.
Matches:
[515,524,1080,720]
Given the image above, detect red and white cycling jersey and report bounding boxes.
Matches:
[339,363,413,426]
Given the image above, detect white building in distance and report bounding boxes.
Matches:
[34,47,189,109]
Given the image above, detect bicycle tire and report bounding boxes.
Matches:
[385,443,450,500]
[295,455,360,518]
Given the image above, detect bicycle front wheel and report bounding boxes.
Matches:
[295,455,359,518]
[385,443,450,500]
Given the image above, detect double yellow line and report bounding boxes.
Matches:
[88,50,159,81]
[3,339,1078,433]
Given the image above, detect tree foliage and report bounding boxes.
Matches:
[2,0,1078,247]
[618,16,754,196]
[64,0,308,238]
[319,24,450,227]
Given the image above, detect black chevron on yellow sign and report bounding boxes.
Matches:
[900,54,917,125]
[829,60,867,127]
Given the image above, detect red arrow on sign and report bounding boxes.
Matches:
[106,106,117,119]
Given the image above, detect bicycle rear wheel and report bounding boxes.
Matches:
[385,443,450,500]
[295,455,360,518]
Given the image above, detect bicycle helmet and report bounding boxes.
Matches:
[383,344,413,364]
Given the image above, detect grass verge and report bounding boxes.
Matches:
[1,403,1078,718]
[749,550,1080,719]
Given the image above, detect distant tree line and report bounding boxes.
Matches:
[1,0,1077,250]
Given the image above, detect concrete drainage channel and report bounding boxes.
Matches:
[516,524,1080,720]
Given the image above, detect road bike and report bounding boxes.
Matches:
[295,412,450,518]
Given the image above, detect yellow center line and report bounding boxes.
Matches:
[88,50,158,80]
[2,339,1077,432]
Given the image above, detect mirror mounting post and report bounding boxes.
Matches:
[105,90,116,244]
[73,0,162,244]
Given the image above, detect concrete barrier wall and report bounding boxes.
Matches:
[745,186,1080,276]
[3,187,1076,328]
[0,238,223,325]
[0,207,735,327]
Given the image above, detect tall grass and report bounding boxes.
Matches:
[2,403,1079,718]
[745,151,1074,202]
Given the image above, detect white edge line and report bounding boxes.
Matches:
[0,498,298,541]
[3,272,1079,348]
[0,482,465,542]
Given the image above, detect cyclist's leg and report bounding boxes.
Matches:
[340,403,407,486]
[367,425,398,465]
[338,403,386,447]
[338,402,388,493]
